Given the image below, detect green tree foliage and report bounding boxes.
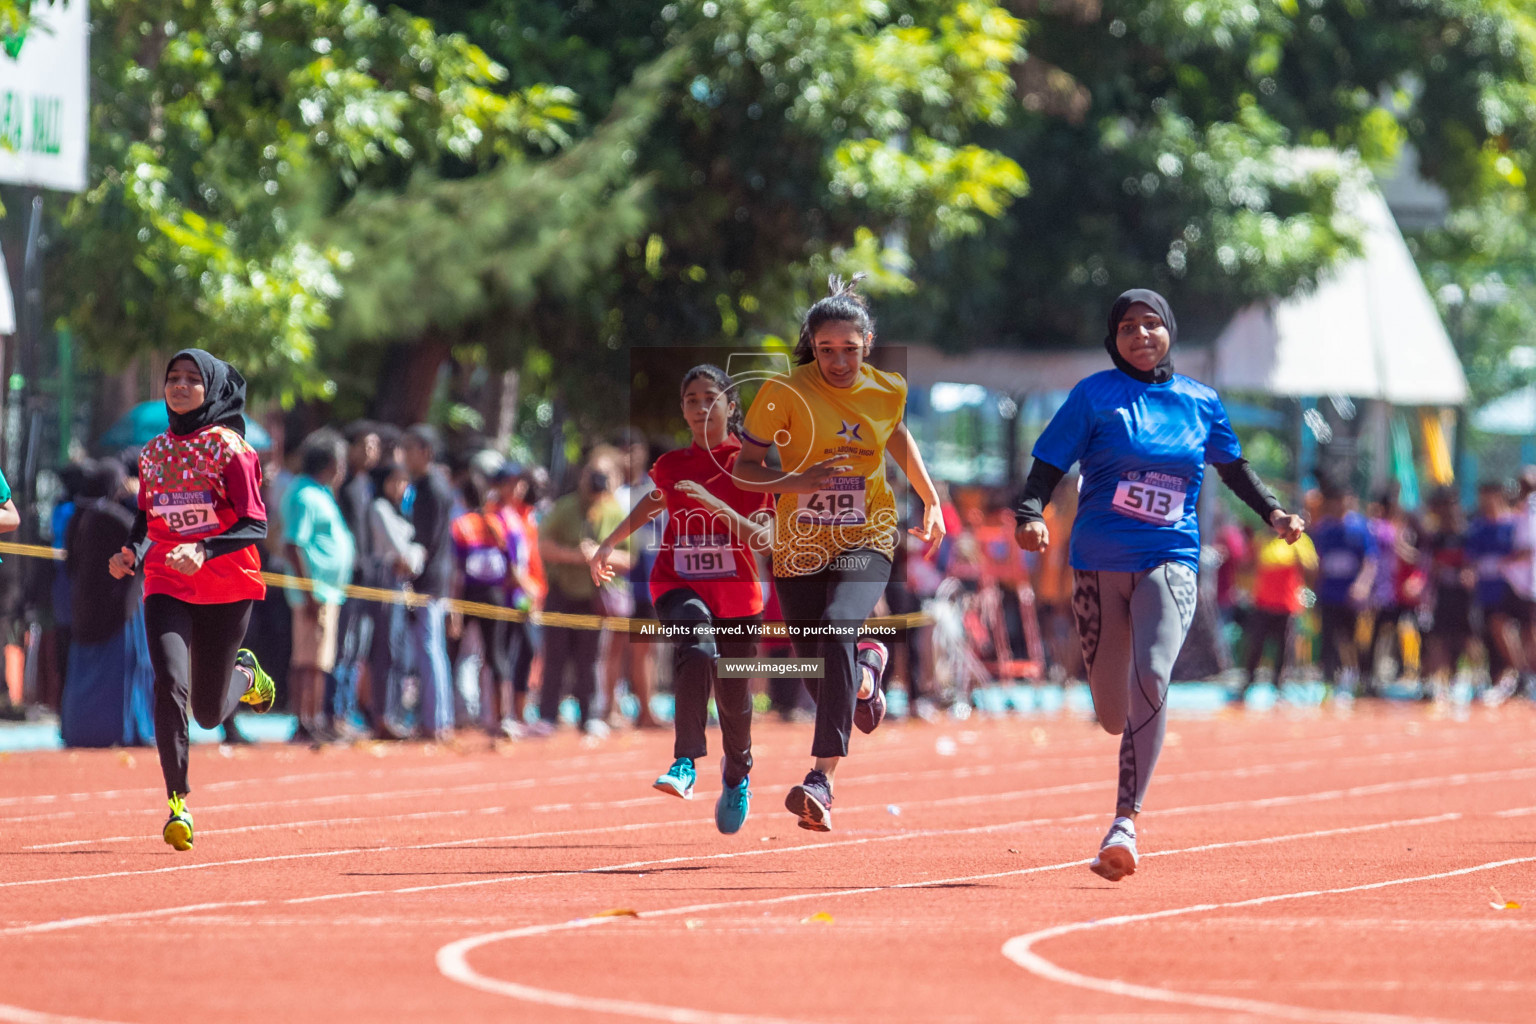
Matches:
[383,0,1030,437]
[889,0,1536,350]
[39,0,579,397]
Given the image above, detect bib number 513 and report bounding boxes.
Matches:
[1122,484,1172,517]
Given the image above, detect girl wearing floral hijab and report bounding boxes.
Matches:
[108,350,277,850]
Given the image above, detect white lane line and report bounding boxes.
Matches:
[8,764,1528,894]
[0,759,487,810]
[23,805,510,850]
[1492,805,1536,818]
[0,1004,127,1024]
[1,900,265,936]
[1000,857,1536,1024]
[0,726,1438,824]
[432,814,1468,1024]
[22,740,1513,852]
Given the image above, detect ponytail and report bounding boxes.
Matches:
[793,273,874,366]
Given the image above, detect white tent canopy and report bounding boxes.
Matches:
[902,343,1211,395]
[1211,165,1467,406]
[901,156,1466,408]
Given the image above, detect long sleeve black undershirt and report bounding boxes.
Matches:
[1213,458,1283,524]
[1012,460,1065,527]
[1013,457,1283,527]
[129,511,267,563]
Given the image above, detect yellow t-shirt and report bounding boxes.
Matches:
[741,361,908,577]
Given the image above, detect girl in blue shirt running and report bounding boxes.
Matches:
[1014,289,1304,882]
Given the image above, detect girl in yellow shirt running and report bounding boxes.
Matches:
[735,275,945,831]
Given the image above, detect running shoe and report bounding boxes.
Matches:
[582,718,611,740]
[654,757,696,800]
[1089,816,1137,882]
[1483,672,1519,707]
[235,648,276,713]
[163,794,194,852]
[853,640,889,735]
[784,769,833,832]
[715,765,750,835]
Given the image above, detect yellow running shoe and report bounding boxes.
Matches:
[236,648,276,713]
[163,794,194,851]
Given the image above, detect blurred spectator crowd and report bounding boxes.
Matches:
[28,429,1536,749]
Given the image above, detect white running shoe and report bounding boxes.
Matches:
[1089,817,1138,882]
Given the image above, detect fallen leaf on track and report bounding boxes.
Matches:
[1489,887,1520,910]
[593,908,640,918]
[801,912,834,925]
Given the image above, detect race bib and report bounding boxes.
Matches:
[1110,472,1185,524]
[1320,550,1361,579]
[674,534,737,580]
[796,476,867,526]
[150,490,218,535]
[465,547,509,584]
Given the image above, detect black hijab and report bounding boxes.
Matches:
[165,349,248,437]
[1105,289,1177,385]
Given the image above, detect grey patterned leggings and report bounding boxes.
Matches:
[1071,563,1198,814]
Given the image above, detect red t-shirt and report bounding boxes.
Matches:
[648,438,772,620]
[138,425,267,604]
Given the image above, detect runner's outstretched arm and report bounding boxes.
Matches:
[1213,458,1304,543]
[672,479,774,554]
[589,490,663,585]
[731,437,848,494]
[886,423,945,543]
[1013,458,1066,552]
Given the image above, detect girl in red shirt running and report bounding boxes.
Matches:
[108,350,277,850]
[591,364,773,834]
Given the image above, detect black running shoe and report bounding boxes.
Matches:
[784,769,833,832]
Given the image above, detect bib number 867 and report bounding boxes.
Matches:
[163,508,211,532]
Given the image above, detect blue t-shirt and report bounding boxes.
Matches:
[1310,511,1376,607]
[1465,516,1515,607]
[1032,370,1242,573]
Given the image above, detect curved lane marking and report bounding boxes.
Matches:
[1000,856,1536,1024]
[435,814,1467,1024]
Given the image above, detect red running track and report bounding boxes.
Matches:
[1,701,1533,1023]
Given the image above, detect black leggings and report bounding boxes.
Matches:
[774,548,893,759]
[1242,608,1295,691]
[145,594,254,798]
[656,587,759,785]
[1316,602,1358,686]
[538,589,601,725]
[453,581,513,684]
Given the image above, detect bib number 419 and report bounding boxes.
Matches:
[806,492,857,515]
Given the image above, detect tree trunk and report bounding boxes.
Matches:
[492,368,519,451]
[372,335,451,426]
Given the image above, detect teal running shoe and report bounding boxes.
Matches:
[715,767,750,835]
[653,757,695,800]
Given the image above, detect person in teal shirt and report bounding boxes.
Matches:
[282,430,356,742]
[0,468,18,542]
